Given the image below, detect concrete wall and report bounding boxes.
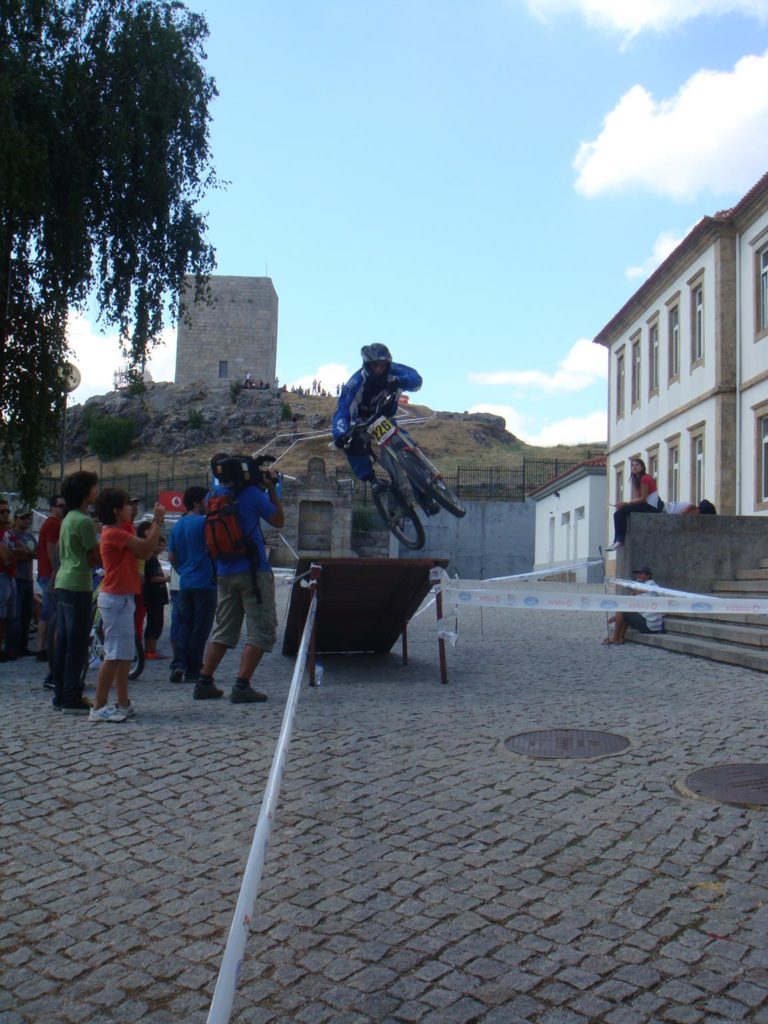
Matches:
[619,513,768,592]
[390,499,535,579]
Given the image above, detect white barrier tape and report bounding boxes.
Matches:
[206,592,318,1024]
[482,559,604,583]
[409,594,437,621]
[607,577,714,600]
[438,586,768,615]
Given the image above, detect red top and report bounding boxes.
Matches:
[100,522,141,595]
[641,473,657,495]
[37,515,62,578]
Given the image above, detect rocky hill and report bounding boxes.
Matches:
[57,381,605,481]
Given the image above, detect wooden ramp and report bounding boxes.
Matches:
[282,557,449,680]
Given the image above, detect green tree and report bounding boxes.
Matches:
[0,0,218,499]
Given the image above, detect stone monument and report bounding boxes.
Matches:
[175,275,278,387]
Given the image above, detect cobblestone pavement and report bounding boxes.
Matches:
[2,581,768,1024]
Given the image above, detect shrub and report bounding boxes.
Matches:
[280,401,292,421]
[87,416,135,459]
[187,409,204,429]
[229,381,242,402]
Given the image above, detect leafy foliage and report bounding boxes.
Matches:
[0,0,218,499]
[87,415,135,460]
[280,401,293,421]
[187,408,204,429]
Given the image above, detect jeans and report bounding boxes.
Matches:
[53,589,92,706]
[171,588,217,678]
[169,591,181,662]
[7,577,33,653]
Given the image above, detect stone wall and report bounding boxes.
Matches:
[621,513,768,592]
[175,275,278,387]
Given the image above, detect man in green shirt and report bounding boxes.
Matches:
[53,471,100,712]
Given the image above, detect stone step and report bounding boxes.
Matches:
[627,630,768,672]
[711,579,768,594]
[759,558,768,570]
[664,616,768,649]
[690,611,768,626]
[734,568,768,581]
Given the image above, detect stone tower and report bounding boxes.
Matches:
[175,275,278,387]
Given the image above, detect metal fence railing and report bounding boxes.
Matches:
[336,453,605,504]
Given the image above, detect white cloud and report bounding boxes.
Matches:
[287,363,351,395]
[527,0,768,37]
[469,338,607,394]
[574,52,768,199]
[66,314,177,404]
[625,227,692,280]
[470,403,607,445]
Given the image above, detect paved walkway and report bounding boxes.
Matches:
[2,582,768,1024]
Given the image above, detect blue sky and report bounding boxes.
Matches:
[69,0,768,445]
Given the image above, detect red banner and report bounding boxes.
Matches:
[158,490,185,512]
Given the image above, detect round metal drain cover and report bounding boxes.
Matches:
[683,763,768,808]
[505,729,631,760]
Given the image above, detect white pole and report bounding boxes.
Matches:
[206,590,318,1024]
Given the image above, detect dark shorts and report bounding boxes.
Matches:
[623,611,662,634]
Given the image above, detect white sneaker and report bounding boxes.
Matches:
[116,702,137,719]
[89,705,127,723]
[604,542,624,551]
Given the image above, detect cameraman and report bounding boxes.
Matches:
[194,457,284,704]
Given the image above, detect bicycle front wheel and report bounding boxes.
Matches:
[398,449,467,518]
[372,484,426,551]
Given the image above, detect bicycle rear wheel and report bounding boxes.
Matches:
[398,449,467,518]
[372,483,426,551]
[129,637,145,680]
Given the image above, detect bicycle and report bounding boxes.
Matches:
[79,587,145,686]
[338,392,466,550]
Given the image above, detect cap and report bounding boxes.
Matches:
[129,496,141,504]
[633,565,653,576]
[14,508,32,518]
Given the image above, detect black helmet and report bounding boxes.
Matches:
[361,343,392,365]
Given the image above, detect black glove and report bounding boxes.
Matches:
[334,434,350,449]
[386,375,400,388]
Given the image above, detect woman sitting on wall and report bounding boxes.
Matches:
[606,457,663,551]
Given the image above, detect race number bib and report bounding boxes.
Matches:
[370,416,396,443]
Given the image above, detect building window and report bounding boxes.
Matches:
[691,432,705,504]
[615,464,624,506]
[668,304,680,381]
[647,449,659,483]
[631,336,641,408]
[691,282,704,365]
[218,360,229,379]
[759,247,768,335]
[615,349,625,419]
[667,443,680,502]
[760,414,768,504]
[648,321,659,396]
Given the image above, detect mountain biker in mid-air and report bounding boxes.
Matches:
[332,344,439,515]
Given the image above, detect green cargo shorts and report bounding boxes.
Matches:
[210,571,277,652]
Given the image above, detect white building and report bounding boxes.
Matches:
[594,171,768,522]
[530,458,607,582]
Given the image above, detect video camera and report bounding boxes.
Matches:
[210,453,279,489]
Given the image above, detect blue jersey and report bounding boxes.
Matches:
[332,362,422,438]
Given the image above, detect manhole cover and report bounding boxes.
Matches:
[682,763,768,808]
[505,729,631,760]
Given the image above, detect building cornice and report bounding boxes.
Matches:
[605,385,734,455]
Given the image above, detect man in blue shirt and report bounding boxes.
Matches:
[167,486,217,684]
[193,461,284,703]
